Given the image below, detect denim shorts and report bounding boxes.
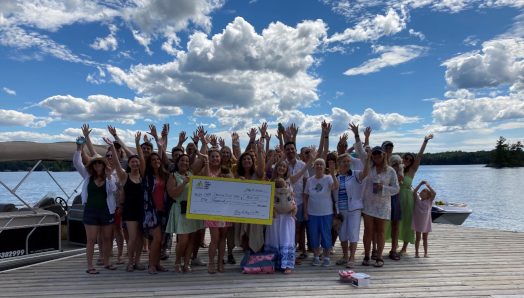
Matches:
[83,206,115,226]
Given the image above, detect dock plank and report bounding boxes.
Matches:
[1,223,523,297]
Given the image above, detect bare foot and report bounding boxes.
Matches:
[424,254,430,258]
[415,253,420,258]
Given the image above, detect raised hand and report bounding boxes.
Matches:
[232,132,240,146]
[210,134,218,147]
[365,147,371,159]
[364,126,372,138]
[198,126,207,137]
[76,136,85,150]
[143,134,152,143]
[204,134,212,144]
[107,125,117,137]
[339,133,349,144]
[290,123,299,136]
[275,145,282,154]
[424,134,434,142]
[264,131,271,142]
[147,124,159,140]
[247,127,257,140]
[275,129,283,141]
[285,126,292,140]
[219,137,226,148]
[196,149,209,161]
[156,137,165,149]
[198,127,207,141]
[191,131,199,144]
[179,131,188,144]
[328,160,336,175]
[81,124,92,138]
[102,137,113,146]
[257,137,264,151]
[348,122,359,135]
[323,121,332,135]
[135,131,142,143]
[105,164,113,176]
[258,122,268,137]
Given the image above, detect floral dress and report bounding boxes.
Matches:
[361,166,400,220]
[166,171,204,234]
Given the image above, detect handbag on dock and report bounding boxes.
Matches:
[240,251,276,274]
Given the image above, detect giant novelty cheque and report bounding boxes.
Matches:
[186,176,275,225]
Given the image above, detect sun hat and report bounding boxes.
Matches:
[113,140,122,149]
[371,146,385,153]
[381,140,394,147]
[86,154,109,168]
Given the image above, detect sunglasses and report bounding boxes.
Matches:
[403,156,413,162]
[93,160,104,165]
[372,151,382,156]
[105,154,113,158]
[384,145,394,149]
[304,151,310,155]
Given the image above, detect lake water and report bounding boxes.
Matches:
[0,165,523,232]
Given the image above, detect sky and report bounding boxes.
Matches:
[1,0,524,153]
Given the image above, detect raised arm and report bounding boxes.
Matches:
[108,125,134,158]
[410,134,434,175]
[328,160,339,190]
[103,137,127,182]
[358,148,372,181]
[290,123,298,144]
[177,131,187,149]
[424,181,437,201]
[363,126,371,147]
[135,132,146,178]
[290,153,315,185]
[349,122,368,164]
[196,151,210,176]
[320,121,331,161]
[256,138,265,179]
[81,124,97,157]
[73,136,88,178]
[337,133,349,155]
[245,128,258,152]
[316,122,326,160]
[264,131,271,154]
[231,132,241,160]
[275,128,285,155]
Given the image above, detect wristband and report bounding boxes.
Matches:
[325,136,329,138]
[113,134,117,137]
[355,134,360,138]
[424,140,428,143]
[261,136,265,139]
[250,141,255,144]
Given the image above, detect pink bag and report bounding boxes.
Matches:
[241,252,276,274]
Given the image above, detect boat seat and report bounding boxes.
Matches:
[0,203,18,212]
[72,195,82,206]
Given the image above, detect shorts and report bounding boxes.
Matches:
[113,208,122,225]
[296,203,305,223]
[307,214,333,249]
[338,209,361,243]
[390,193,402,221]
[83,206,115,226]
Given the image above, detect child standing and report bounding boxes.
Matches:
[411,181,436,258]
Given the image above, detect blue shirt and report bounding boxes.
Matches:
[338,175,348,211]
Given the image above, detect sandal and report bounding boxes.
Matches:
[335,258,348,265]
[217,263,226,273]
[148,265,157,274]
[298,253,308,260]
[104,264,117,270]
[85,268,99,274]
[117,257,126,265]
[160,252,169,260]
[389,251,401,261]
[200,242,209,248]
[362,257,370,266]
[126,264,134,272]
[374,258,384,268]
[174,264,183,274]
[346,261,355,268]
[397,250,409,257]
[183,265,195,274]
[133,263,146,271]
[96,259,104,266]
[155,265,169,272]
[371,250,378,260]
[208,263,216,274]
[284,268,292,274]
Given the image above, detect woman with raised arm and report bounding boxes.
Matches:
[134,132,172,274]
[104,134,145,272]
[360,146,400,268]
[333,152,371,269]
[234,132,266,253]
[396,134,434,256]
[201,148,233,274]
[73,137,117,274]
[265,154,315,274]
[166,150,207,274]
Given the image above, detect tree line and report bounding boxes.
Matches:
[489,136,524,167]
[0,161,74,172]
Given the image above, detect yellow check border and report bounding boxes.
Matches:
[186,176,275,225]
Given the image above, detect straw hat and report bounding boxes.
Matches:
[85,154,109,168]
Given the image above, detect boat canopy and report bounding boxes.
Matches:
[0,141,140,162]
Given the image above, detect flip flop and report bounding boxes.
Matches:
[200,243,209,248]
[335,258,348,265]
[155,265,169,272]
[104,264,117,270]
[117,257,126,264]
[86,268,99,274]
[374,258,384,268]
[96,259,104,266]
[371,250,378,260]
[362,257,370,266]
[298,253,308,259]
[284,268,292,274]
[346,261,355,268]
[160,252,169,260]
[389,251,401,261]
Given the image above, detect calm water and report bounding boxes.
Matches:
[0,165,523,231]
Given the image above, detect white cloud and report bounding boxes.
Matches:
[431,93,524,127]
[38,94,183,124]
[132,30,153,55]
[0,131,69,142]
[344,45,427,75]
[463,35,480,46]
[335,91,344,98]
[442,38,524,90]
[3,87,16,95]
[0,109,51,128]
[325,8,407,44]
[107,17,327,130]
[209,123,217,128]
[90,24,118,51]
[409,29,425,40]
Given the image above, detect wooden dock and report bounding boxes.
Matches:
[1,223,523,297]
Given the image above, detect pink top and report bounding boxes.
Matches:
[152,179,165,211]
[411,195,432,233]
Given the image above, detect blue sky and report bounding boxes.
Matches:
[1,0,523,153]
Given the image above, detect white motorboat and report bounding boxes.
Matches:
[432,200,472,225]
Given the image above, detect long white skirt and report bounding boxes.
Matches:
[264,213,296,269]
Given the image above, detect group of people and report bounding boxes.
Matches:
[74,120,436,275]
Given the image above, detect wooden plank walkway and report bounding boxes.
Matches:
[1,223,524,297]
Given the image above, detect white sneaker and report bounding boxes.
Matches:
[191,256,207,266]
[330,247,336,253]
